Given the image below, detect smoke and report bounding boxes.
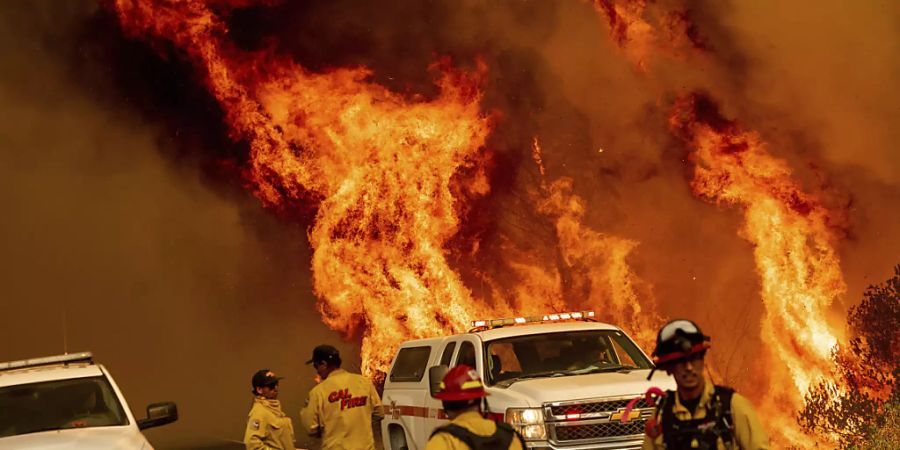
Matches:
[707,1,899,180]
[689,0,900,313]
[2,0,897,446]
[0,2,346,448]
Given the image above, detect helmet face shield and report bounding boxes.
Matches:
[657,320,701,343]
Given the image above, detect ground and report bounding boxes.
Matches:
[160,426,385,450]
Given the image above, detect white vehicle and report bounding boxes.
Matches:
[0,352,177,450]
[381,312,676,450]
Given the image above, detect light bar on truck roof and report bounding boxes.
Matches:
[0,352,93,371]
[470,311,596,330]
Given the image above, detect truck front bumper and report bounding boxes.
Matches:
[525,437,644,450]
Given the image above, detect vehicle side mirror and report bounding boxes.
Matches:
[138,401,178,430]
[428,365,449,397]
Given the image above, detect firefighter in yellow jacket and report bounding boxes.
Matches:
[426,365,525,450]
[300,345,383,450]
[244,369,295,450]
[641,320,769,450]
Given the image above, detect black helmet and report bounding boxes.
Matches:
[251,369,282,394]
[305,344,341,365]
[651,319,710,366]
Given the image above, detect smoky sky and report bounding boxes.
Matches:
[0,2,348,448]
[1,0,898,447]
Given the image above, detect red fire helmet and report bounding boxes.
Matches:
[432,365,489,401]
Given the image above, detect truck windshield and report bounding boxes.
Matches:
[484,330,653,386]
[0,376,128,438]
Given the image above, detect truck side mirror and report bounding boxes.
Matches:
[138,401,178,430]
[428,365,449,397]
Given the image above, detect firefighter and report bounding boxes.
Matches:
[300,344,383,450]
[426,365,525,450]
[642,319,769,450]
[244,369,295,450]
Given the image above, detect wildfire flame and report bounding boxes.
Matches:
[531,139,662,347]
[669,93,846,447]
[114,0,494,371]
[587,3,849,443]
[112,0,659,375]
[588,0,705,69]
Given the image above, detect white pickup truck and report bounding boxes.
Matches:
[0,352,178,450]
[380,312,675,450]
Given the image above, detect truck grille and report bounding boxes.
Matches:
[545,395,651,445]
[554,420,646,441]
[549,398,649,417]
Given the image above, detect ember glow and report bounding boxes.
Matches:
[670,94,846,446]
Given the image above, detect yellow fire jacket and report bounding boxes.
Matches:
[425,411,524,450]
[244,397,295,450]
[641,378,769,450]
[300,368,383,450]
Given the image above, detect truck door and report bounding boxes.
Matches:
[420,336,483,442]
[410,339,455,445]
[383,344,435,450]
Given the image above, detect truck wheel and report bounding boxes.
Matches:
[387,423,409,450]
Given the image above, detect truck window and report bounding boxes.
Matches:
[439,342,457,367]
[488,342,522,382]
[609,331,643,366]
[389,346,432,382]
[483,330,652,385]
[0,376,128,438]
[455,341,476,369]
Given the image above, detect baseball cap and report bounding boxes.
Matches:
[306,344,340,364]
[251,369,283,389]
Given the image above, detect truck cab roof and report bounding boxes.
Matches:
[0,352,104,388]
[398,320,625,348]
[473,321,621,341]
[0,364,104,387]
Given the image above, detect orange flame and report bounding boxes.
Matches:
[531,139,663,348]
[670,93,845,447]
[113,0,661,377]
[539,179,662,347]
[590,0,655,70]
[299,64,495,372]
[114,0,496,373]
[588,0,705,70]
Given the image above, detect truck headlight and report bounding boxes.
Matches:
[505,408,546,440]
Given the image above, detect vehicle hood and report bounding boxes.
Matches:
[495,369,676,404]
[0,426,150,450]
